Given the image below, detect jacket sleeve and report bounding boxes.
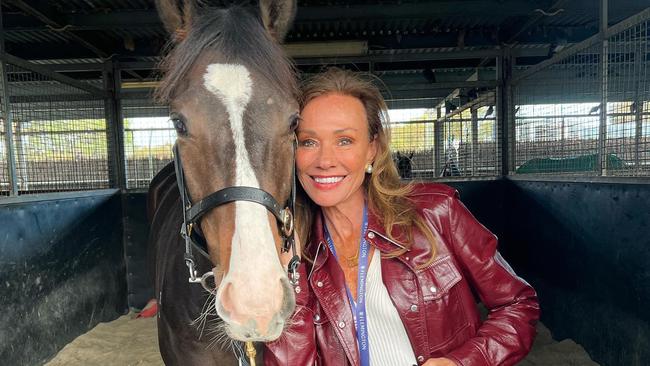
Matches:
[263,262,318,366]
[444,192,540,366]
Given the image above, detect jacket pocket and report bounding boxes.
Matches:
[417,254,472,354]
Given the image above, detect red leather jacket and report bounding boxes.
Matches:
[265,183,539,366]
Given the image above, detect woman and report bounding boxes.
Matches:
[268,68,539,366]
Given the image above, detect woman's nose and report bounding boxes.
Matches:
[316,145,336,169]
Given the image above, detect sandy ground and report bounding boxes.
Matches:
[44,314,599,366]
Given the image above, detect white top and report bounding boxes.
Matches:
[365,249,418,365]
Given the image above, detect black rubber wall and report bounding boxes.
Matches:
[501,179,650,366]
[0,190,128,366]
[123,192,153,309]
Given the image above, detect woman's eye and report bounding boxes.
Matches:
[338,137,353,146]
[171,117,187,136]
[299,139,316,147]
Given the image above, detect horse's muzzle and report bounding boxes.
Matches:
[215,274,295,341]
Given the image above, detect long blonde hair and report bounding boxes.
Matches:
[296,67,437,266]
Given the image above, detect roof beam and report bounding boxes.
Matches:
[6,0,110,58]
[56,1,541,28]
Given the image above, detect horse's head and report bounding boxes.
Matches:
[156,0,298,342]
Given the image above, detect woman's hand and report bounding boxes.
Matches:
[422,357,458,366]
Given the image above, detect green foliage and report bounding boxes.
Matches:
[13,118,107,161]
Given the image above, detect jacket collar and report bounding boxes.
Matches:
[307,206,409,277]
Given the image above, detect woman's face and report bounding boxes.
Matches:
[296,93,377,209]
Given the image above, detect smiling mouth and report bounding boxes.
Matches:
[312,176,344,184]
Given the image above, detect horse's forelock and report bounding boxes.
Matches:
[155,5,297,105]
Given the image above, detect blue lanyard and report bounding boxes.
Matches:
[324,205,371,366]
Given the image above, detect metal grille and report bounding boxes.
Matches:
[607,19,650,176]
[122,98,173,189]
[387,98,437,180]
[0,74,8,196]
[438,92,499,178]
[512,10,650,177]
[1,61,108,194]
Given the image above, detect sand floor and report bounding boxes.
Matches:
[44,314,599,366]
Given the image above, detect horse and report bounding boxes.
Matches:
[394,151,414,179]
[146,0,299,364]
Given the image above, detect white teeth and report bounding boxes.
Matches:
[314,176,344,184]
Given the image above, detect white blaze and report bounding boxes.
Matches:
[203,64,282,320]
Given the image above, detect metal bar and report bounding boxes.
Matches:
[505,174,650,185]
[13,129,107,135]
[470,107,478,176]
[0,53,108,97]
[103,60,126,190]
[116,46,549,71]
[513,34,602,83]
[9,94,103,103]
[295,48,501,65]
[634,29,644,169]
[438,91,495,121]
[58,1,539,26]
[497,49,513,177]
[389,80,497,91]
[41,63,106,72]
[0,1,19,195]
[604,8,650,38]
[597,0,608,175]
[434,107,442,176]
[119,79,497,92]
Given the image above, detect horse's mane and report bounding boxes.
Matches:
[155,5,298,104]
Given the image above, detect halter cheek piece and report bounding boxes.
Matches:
[172,140,300,293]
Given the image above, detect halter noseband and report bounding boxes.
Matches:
[172,141,300,292]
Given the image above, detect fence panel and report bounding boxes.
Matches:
[512,10,650,177]
[387,98,437,180]
[121,98,172,189]
[607,17,650,176]
[0,59,108,194]
[438,92,500,178]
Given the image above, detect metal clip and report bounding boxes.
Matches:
[185,257,200,283]
[199,271,217,293]
[287,255,300,286]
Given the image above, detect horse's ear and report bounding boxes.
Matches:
[156,0,196,41]
[259,0,296,42]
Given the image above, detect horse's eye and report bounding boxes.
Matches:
[289,113,300,132]
[171,116,188,136]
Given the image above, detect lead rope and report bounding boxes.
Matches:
[245,341,257,366]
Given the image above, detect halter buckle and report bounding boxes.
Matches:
[281,207,294,237]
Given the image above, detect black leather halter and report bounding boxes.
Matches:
[172,141,300,289]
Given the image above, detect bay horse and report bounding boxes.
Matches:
[147,0,299,364]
